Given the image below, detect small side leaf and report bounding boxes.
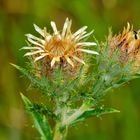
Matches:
[11,63,53,96]
[20,93,52,140]
[71,107,120,125]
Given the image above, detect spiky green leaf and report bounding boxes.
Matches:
[11,63,53,96]
[20,93,52,140]
[71,107,120,125]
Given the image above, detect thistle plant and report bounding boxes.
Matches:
[12,18,140,140]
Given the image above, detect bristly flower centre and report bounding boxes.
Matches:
[46,35,76,58]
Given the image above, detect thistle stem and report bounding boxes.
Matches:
[53,123,67,140]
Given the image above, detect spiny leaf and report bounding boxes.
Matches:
[11,63,53,96]
[29,103,56,119]
[20,93,52,140]
[71,107,120,125]
[32,114,52,140]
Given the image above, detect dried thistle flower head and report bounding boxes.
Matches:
[22,18,98,68]
[108,23,140,70]
[22,18,99,78]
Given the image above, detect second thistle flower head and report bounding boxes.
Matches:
[108,23,140,70]
[22,18,98,70]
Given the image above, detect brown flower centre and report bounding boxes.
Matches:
[45,36,75,57]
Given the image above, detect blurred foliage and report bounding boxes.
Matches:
[0,0,140,140]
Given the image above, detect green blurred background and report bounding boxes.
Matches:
[0,0,140,140]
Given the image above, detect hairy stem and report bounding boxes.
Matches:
[53,123,67,140]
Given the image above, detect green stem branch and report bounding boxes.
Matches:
[62,102,90,126]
